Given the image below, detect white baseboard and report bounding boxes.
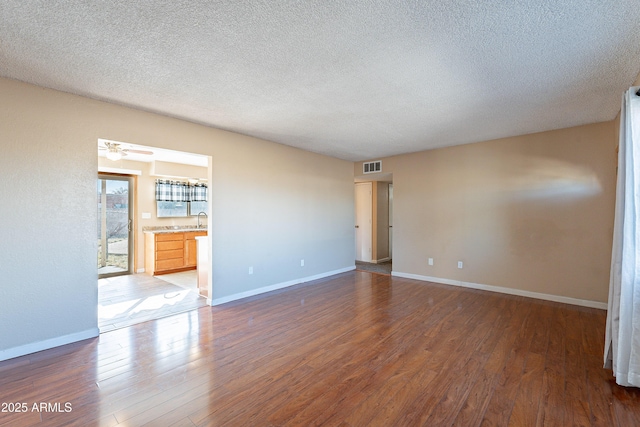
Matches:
[209,266,356,306]
[136,268,145,274]
[391,271,607,310]
[373,257,391,264]
[0,328,100,362]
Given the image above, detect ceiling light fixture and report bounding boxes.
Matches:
[106,150,122,161]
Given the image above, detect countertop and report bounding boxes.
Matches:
[143,226,208,234]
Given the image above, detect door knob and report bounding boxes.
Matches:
[355,225,359,228]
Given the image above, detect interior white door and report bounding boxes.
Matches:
[388,183,393,259]
[355,182,372,262]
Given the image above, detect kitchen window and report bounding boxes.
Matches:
[156,201,208,218]
[155,180,208,218]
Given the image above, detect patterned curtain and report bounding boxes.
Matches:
[171,181,189,202]
[189,183,208,202]
[156,180,207,202]
[155,180,172,201]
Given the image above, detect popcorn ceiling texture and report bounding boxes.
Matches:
[0,1,639,161]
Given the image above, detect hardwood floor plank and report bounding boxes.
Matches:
[508,352,545,427]
[452,368,499,427]
[342,347,434,426]
[565,337,588,403]
[546,306,566,378]
[536,369,566,427]
[420,300,506,426]
[401,300,509,425]
[0,271,638,426]
[372,367,439,426]
[529,304,551,356]
[564,397,591,427]
[479,301,535,427]
[610,382,640,427]
[0,409,41,427]
[423,356,486,426]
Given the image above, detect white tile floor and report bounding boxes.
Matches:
[155,270,198,291]
[98,272,207,332]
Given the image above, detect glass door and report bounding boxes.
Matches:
[98,174,134,278]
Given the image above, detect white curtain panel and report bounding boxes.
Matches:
[604,87,640,387]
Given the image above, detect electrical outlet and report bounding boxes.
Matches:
[458,261,463,269]
[428,258,433,266]
[249,266,253,275]
[301,259,305,267]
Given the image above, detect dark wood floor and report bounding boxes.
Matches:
[1,271,639,426]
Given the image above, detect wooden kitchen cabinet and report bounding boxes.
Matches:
[184,232,203,267]
[145,231,207,275]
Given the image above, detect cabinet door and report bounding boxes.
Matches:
[184,232,206,268]
[185,238,198,267]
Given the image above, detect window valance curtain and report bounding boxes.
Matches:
[155,180,208,202]
[189,183,208,202]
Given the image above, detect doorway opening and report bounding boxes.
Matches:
[354,173,393,275]
[97,139,212,332]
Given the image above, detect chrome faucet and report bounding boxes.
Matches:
[197,211,208,229]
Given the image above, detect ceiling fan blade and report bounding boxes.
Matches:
[123,149,154,155]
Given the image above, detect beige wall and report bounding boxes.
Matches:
[0,77,354,359]
[356,121,617,303]
[98,157,209,271]
[149,160,207,180]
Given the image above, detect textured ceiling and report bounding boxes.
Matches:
[1,1,640,161]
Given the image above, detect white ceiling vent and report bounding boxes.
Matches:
[363,160,382,174]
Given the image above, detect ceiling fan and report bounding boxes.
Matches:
[99,142,153,161]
